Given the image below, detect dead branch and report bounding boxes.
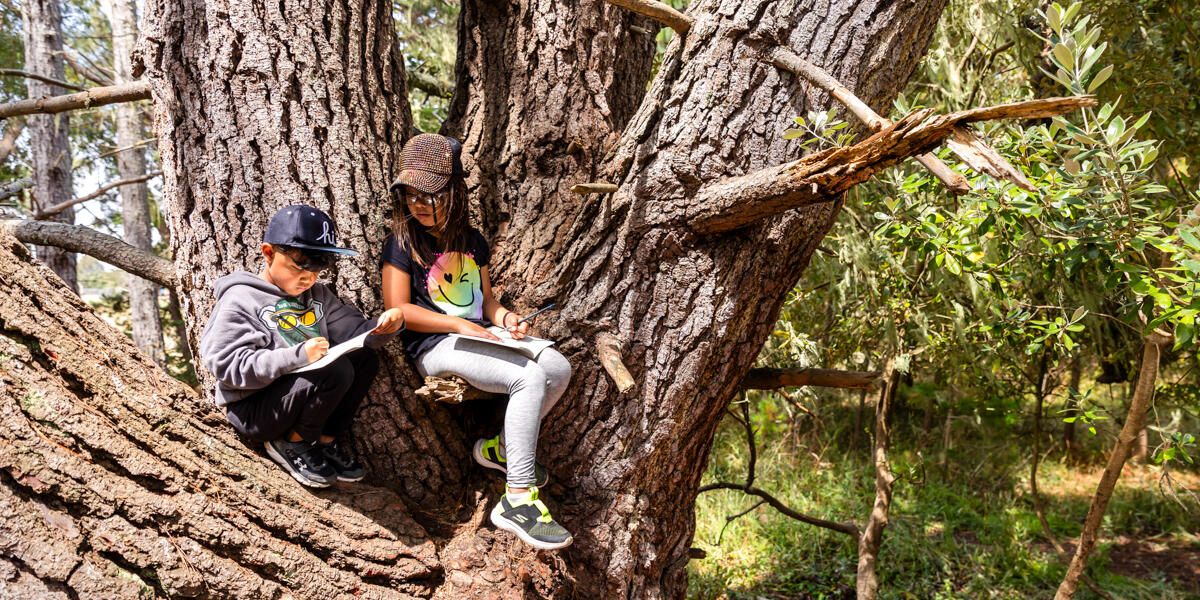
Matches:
[35,170,162,218]
[62,50,116,87]
[0,178,32,201]
[0,80,151,120]
[699,397,861,539]
[596,332,636,393]
[571,182,619,194]
[680,96,1096,235]
[1,219,175,288]
[601,0,692,34]
[0,68,87,92]
[769,47,970,195]
[856,356,901,599]
[944,127,1034,191]
[741,367,880,390]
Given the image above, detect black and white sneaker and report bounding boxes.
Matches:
[319,440,366,482]
[489,487,573,550]
[264,439,337,488]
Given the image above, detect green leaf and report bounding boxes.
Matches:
[1046,4,1062,34]
[1179,227,1200,251]
[1071,306,1087,322]
[1088,64,1113,92]
[783,129,805,140]
[1052,43,1075,72]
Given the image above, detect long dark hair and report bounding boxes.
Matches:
[391,176,471,269]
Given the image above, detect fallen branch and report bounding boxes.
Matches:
[1,219,175,288]
[0,80,151,120]
[679,96,1096,235]
[0,68,87,92]
[699,401,861,539]
[35,170,162,218]
[601,0,692,34]
[596,332,636,393]
[741,367,880,390]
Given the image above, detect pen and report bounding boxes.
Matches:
[515,304,555,326]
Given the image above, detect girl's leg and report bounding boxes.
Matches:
[415,337,550,487]
[533,348,572,421]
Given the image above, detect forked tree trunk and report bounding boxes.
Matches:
[3,0,951,598]
[22,0,78,293]
[102,0,167,366]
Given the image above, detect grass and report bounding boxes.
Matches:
[688,394,1200,600]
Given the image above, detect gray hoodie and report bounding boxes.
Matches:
[199,271,398,407]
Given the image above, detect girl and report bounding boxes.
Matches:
[381,133,573,550]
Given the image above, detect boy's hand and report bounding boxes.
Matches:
[457,320,502,341]
[304,337,330,362]
[373,308,405,335]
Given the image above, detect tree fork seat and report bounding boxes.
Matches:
[414,375,498,404]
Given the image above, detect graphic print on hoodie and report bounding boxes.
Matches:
[198,271,397,407]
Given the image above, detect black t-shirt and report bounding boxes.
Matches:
[381,228,492,359]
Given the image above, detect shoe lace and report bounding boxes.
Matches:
[324,442,352,464]
[298,444,330,470]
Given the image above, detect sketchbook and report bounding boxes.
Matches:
[448,326,555,359]
[289,330,372,374]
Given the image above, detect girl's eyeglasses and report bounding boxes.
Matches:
[406,189,450,207]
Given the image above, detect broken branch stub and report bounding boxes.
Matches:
[601,0,693,34]
[571,182,619,195]
[596,332,636,394]
[0,81,150,120]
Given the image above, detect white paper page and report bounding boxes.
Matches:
[448,326,555,358]
[290,330,372,374]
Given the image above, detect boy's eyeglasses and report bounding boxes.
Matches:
[406,189,450,207]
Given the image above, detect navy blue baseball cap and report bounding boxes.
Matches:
[263,205,358,256]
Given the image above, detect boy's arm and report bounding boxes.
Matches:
[199,308,309,390]
[317,286,399,349]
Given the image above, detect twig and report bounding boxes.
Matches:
[716,499,765,545]
[0,68,87,92]
[35,170,162,218]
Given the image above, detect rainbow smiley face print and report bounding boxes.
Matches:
[427,252,483,319]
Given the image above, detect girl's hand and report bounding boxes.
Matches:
[304,337,330,362]
[457,320,502,341]
[372,308,405,334]
[500,311,530,340]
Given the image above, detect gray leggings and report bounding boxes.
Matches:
[415,336,572,487]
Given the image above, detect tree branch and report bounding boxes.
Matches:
[1,219,175,288]
[699,482,861,539]
[596,332,636,393]
[679,96,1095,235]
[601,0,693,34]
[0,68,88,92]
[0,178,32,201]
[35,170,162,218]
[0,80,151,120]
[769,47,971,195]
[406,70,452,99]
[62,50,115,87]
[741,367,881,390]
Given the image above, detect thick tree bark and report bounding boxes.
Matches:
[101,0,167,367]
[21,0,78,294]
[0,0,959,598]
[0,232,441,599]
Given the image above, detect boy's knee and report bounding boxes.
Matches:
[353,348,381,378]
[318,356,357,394]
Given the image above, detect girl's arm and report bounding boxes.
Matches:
[480,266,530,339]
[382,263,500,340]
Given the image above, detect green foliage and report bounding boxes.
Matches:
[394,0,458,132]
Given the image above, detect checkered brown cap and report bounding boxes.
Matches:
[391,133,459,193]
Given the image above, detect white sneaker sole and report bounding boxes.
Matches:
[264,442,332,488]
[473,438,508,474]
[489,501,573,551]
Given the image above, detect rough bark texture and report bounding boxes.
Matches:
[31,0,960,598]
[102,0,167,367]
[0,232,442,599]
[21,0,78,294]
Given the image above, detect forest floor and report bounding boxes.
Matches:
[689,397,1200,600]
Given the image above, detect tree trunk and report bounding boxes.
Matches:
[856,354,901,599]
[1063,357,1081,460]
[52,0,954,597]
[21,0,78,293]
[101,0,167,367]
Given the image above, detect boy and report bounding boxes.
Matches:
[199,205,404,488]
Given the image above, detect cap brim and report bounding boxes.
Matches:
[391,169,450,194]
[285,243,359,257]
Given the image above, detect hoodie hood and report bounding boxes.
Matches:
[213,271,289,301]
